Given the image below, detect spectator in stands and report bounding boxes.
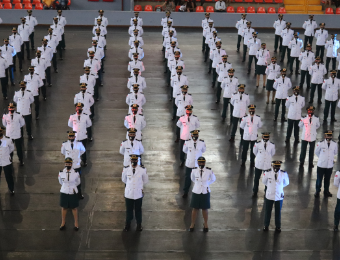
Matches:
[161,0,175,12]
[42,0,55,9]
[179,0,195,12]
[215,0,226,12]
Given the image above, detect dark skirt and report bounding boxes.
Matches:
[256,65,266,75]
[60,193,79,209]
[266,79,275,91]
[190,192,210,210]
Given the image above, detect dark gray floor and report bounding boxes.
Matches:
[0,25,340,260]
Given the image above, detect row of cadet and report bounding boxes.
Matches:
[58,10,108,231]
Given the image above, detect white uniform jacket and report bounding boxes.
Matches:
[128,60,145,76]
[9,34,23,53]
[247,38,261,55]
[124,114,146,140]
[24,15,38,32]
[309,64,327,84]
[273,19,286,35]
[256,49,270,66]
[84,58,101,75]
[299,51,315,71]
[230,92,250,118]
[203,26,216,40]
[127,75,146,92]
[44,34,58,53]
[120,139,144,167]
[299,115,320,142]
[0,45,16,66]
[241,27,255,45]
[129,46,144,60]
[288,38,303,57]
[130,17,143,26]
[95,16,108,26]
[191,167,216,194]
[253,140,276,170]
[273,76,292,99]
[126,92,146,114]
[210,48,226,68]
[129,35,144,47]
[221,77,238,98]
[50,24,63,42]
[13,90,34,116]
[165,46,180,61]
[58,168,80,194]
[215,1,226,10]
[325,39,339,58]
[38,46,53,67]
[17,23,31,42]
[129,25,143,37]
[302,19,317,36]
[202,18,212,30]
[286,95,305,120]
[315,140,337,168]
[93,24,107,36]
[162,17,174,27]
[2,112,25,139]
[162,26,177,38]
[216,62,232,82]
[315,29,328,46]
[176,115,200,140]
[322,77,340,101]
[240,114,263,141]
[262,169,289,201]
[183,139,206,168]
[93,35,107,48]
[175,93,193,117]
[265,63,281,80]
[171,75,189,98]
[57,15,67,27]
[31,57,47,80]
[0,137,14,166]
[74,92,94,115]
[24,73,43,96]
[333,172,340,199]
[79,73,97,95]
[281,28,294,46]
[68,113,92,141]
[87,46,105,61]
[122,165,148,200]
[169,59,185,75]
[162,36,177,49]
[61,140,86,169]
[236,19,248,35]
[0,57,7,78]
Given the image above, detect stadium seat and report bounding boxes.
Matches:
[14,3,22,8]
[22,0,31,3]
[175,5,181,11]
[227,6,235,12]
[205,0,213,2]
[154,4,162,10]
[278,7,286,13]
[0,3,2,8]
[24,3,32,8]
[325,7,334,14]
[196,6,204,12]
[3,3,11,8]
[206,6,214,12]
[144,5,152,11]
[35,2,43,8]
[336,7,340,14]
[2,0,10,3]
[245,0,253,3]
[254,0,263,2]
[134,5,142,11]
[67,0,71,5]
[274,0,282,3]
[267,7,275,13]
[247,6,255,13]
[32,0,40,4]
[237,6,245,13]
[13,0,21,4]
[234,0,243,2]
[257,6,266,13]
[264,0,273,2]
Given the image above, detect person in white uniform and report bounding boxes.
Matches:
[221,68,238,122]
[273,14,286,53]
[302,14,317,50]
[235,13,247,53]
[299,43,314,90]
[325,34,339,73]
[280,22,294,63]
[273,68,292,122]
[309,56,327,104]
[9,27,23,72]
[265,57,280,104]
[255,43,270,88]
[120,128,144,167]
[0,126,15,195]
[288,32,303,74]
[315,22,328,63]
[322,70,340,122]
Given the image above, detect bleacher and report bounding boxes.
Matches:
[0,0,71,9]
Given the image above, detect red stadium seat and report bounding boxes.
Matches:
[13,0,21,4]
[274,0,282,3]
[205,0,212,2]
[24,3,32,8]
[237,6,245,13]
[175,5,181,11]
[206,6,214,12]
[234,0,243,2]
[325,7,334,14]
[35,2,43,8]
[14,3,22,8]
[336,7,340,14]
[67,0,71,5]
[227,6,235,12]
[32,0,41,4]
[245,0,253,2]
[247,6,255,13]
[278,7,286,13]
[2,0,11,3]
[254,0,263,2]
[267,6,275,13]
[257,6,266,13]
[3,3,11,8]
[144,5,152,11]
[22,0,31,3]
[0,3,2,8]
[264,0,273,2]
[196,6,204,12]
[134,5,142,11]
[154,4,162,10]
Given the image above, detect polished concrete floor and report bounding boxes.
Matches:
[0,24,340,260]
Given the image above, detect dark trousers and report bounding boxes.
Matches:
[87,127,92,139]
[1,77,7,98]
[34,95,40,117]
[13,52,22,71]
[57,43,62,59]
[300,69,311,89]
[61,33,66,49]
[231,116,244,138]
[222,98,233,119]
[81,139,87,163]
[274,35,282,52]
[184,167,193,193]
[164,58,168,72]
[21,41,30,59]
[172,99,177,118]
[13,137,23,162]
[45,67,51,85]
[125,197,143,225]
[208,60,213,74]
[248,55,257,72]
[237,35,242,51]
[216,82,222,102]
[23,114,32,136]
[52,53,58,71]
[316,167,333,193]
[274,98,286,120]
[310,83,322,102]
[264,198,283,228]
[299,140,315,164]
[94,82,99,100]
[0,165,14,192]
[39,81,47,99]
[90,105,95,119]
[179,139,185,162]
[74,167,83,197]
[175,116,180,139]
[304,36,313,50]
[253,167,264,193]
[242,140,256,163]
[242,44,247,61]
[281,46,291,62]
[202,36,206,51]
[290,57,300,72]
[316,45,325,62]
[6,66,14,85]
[204,44,210,62]
[286,119,299,140]
[326,57,336,72]
[212,68,217,85]
[334,199,340,226]
[29,32,34,49]
[324,100,337,120]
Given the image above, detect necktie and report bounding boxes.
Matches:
[273,65,275,70]
[78,116,80,121]
[29,17,30,21]
[310,117,312,124]
[275,173,277,181]
[22,91,24,97]
[264,143,267,150]
[95,47,96,52]
[218,50,220,54]
[283,78,285,84]
[14,35,15,39]
[296,96,298,102]
[82,93,84,99]
[44,47,46,51]
[200,169,203,178]
[133,115,136,123]
[133,169,135,174]
[251,117,253,123]
[333,79,334,84]
[307,52,309,57]
[0,140,2,146]
[50,35,52,40]
[131,142,134,147]
[318,65,319,69]
[183,95,185,101]
[71,143,73,149]
[87,75,88,80]
[194,142,197,149]
[31,75,33,79]
[11,115,13,120]
[178,76,180,81]
[38,58,39,64]
[328,143,330,148]
[240,93,242,100]
[67,172,70,181]
[224,63,226,68]
[135,75,138,82]
[296,39,297,44]
[91,60,92,64]
[188,116,190,122]
[321,30,323,34]
[23,25,24,29]
[135,94,137,100]
[6,46,7,51]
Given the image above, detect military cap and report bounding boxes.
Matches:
[324,130,333,135]
[293,86,300,91]
[281,68,287,72]
[315,56,321,60]
[133,52,139,56]
[75,102,84,108]
[215,40,222,45]
[53,17,58,21]
[306,106,315,111]
[309,14,314,17]
[242,13,246,17]
[222,55,228,59]
[42,38,48,42]
[27,10,32,13]
[65,157,73,163]
[28,66,34,70]
[84,66,91,70]
[293,32,299,36]
[320,22,325,26]
[19,81,26,86]
[185,105,193,110]
[48,27,53,31]
[208,19,214,23]
[286,22,292,26]
[88,50,95,55]
[134,40,140,44]
[97,18,102,22]
[261,43,266,46]
[272,160,282,166]
[80,83,87,88]
[133,29,139,32]
[67,131,77,136]
[130,154,139,160]
[330,70,337,74]
[197,157,206,162]
[133,84,139,89]
[8,102,16,108]
[248,104,256,109]
[57,10,62,13]
[246,21,252,25]
[278,14,283,17]
[262,132,271,137]
[190,130,200,135]
[131,104,139,108]
[238,84,246,89]
[3,38,9,42]
[171,41,177,44]
[95,28,101,32]
[174,51,181,55]
[213,30,218,34]
[252,32,257,35]
[21,17,26,21]
[169,30,174,34]
[176,66,183,70]
[36,50,41,54]
[205,12,210,16]
[12,27,17,32]
[134,11,139,14]
[181,85,189,89]
[306,43,312,47]
[128,128,137,133]
[271,56,277,60]
[167,20,172,24]
[228,68,235,73]
[133,68,140,71]
[166,11,171,14]
[92,39,98,43]
[99,9,104,13]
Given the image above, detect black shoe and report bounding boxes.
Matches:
[100,83,103,86]
[331,118,337,122]
[309,100,313,103]
[74,227,79,231]
[88,138,93,142]
[318,100,322,104]
[263,226,269,231]
[182,193,188,198]
[252,192,257,198]
[295,71,300,75]
[221,117,225,122]
[60,225,66,231]
[49,84,52,87]
[290,71,293,75]
[20,69,23,72]
[229,137,235,142]
[9,190,14,196]
[240,162,245,167]
[44,97,47,101]
[189,226,195,232]
[215,100,219,104]
[174,138,179,143]
[280,60,283,63]
[334,225,338,231]
[102,71,105,73]
[247,71,250,74]
[250,162,255,167]
[203,226,209,232]
[242,59,245,62]
[324,191,332,197]
[179,161,184,167]
[281,118,287,122]
[299,163,304,168]
[28,135,33,140]
[208,70,211,74]
[273,118,277,122]
[274,50,277,53]
[285,139,289,143]
[55,70,58,73]
[294,139,300,143]
[211,84,215,88]
[79,195,84,200]
[309,164,314,168]
[83,162,88,167]
[136,224,143,231]
[123,225,130,232]
[4,96,7,100]
[36,116,39,120]
[275,227,281,233]
[20,161,24,166]
[314,192,320,198]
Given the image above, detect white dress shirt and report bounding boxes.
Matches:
[262,169,289,201]
[315,140,337,168]
[253,140,276,170]
[122,165,148,200]
[191,167,216,194]
[286,95,305,120]
[298,115,320,142]
[273,76,292,99]
[240,114,263,141]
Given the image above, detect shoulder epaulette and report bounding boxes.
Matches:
[256,115,260,117]
[5,136,9,139]
[91,73,95,76]
[83,113,88,115]
[77,140,82,142]
[206,167,211,170]
[256,140,261,143]
[193,115,197,117]
[289,94,293,97]
[62,141,67,143]
[122,139,127,142]
[244,93,249,95]
[314,115,319,118]
[60,170,63,173]
[139,114,143,116]
[186,139,191,141]
[27,90,31,92]
[141,165,145,169]
[234,77,238,79]
[127,114,130,116]
[188,93,192,95]
[136,139,141,141]
[177,93,180,96]
[193,167,197,169]
[200,139,204,142]
[124,166,129,168]
[16,112,20,114]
